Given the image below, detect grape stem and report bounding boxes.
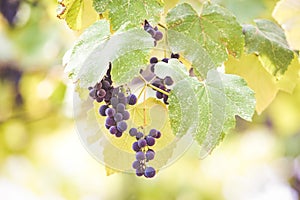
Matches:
[138,74,170,96]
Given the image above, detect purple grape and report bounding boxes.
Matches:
[128,94,137,105]
[144,167,156,178]
[114,113,123,122]
[136,132,144,140]
[136,168,144,177]
[118,92,125,99]
[115,131,123,137]
[146,136,155,146]
[153,31,163,41]
[105,108,116,117]
[149,129,157,137]
[138,139,147,148]
[105,117,115,126]
[132,142,140,152]
[116,103,125,113]
[110,97,118,108]
[123,111,130,120]
[146,149,155,161]
[129,128,138,137]
[89,88,97,98]
[96,97,103,103]
[109,126,118,135]
[171,53,180,59]
[164,76,173,86]
[118,97,127,104]
[99,105,109,116]
[155,131,161,139]
[102,80,110,89]
[156,91,163,99]
[150,57,158,64]
[161,58,169,63]
[97,89,106,98]
[117,121,127,132]
[132,160,140,169]
[136,151,145,161]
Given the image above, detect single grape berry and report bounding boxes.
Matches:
[136,168,144,177]
[155,131,161,139]
[138,139,147,148]
[118,92,125,99]
[156,91,163,99]
[115,131,123,137]
[105,108,116,117]
[132,142,140,152]
[122,111,130,120]
[99,105,109,116]
[117,121,127,132]
[136,151,145,161]
[136,132,144,140]
[109,126,118,135]
[163,76,174,86]
[132,160,140,169]
[114,113,123,122]
[171,53,180,59]
[153,31,163,41]
[150,57,158,64]
[129,128,138,137]
[97,89,106,98]
[128,94,137,105]
[146,136,155,146]
[146,149,155,161]
[161,58,169,63]
[96,97,103,103]
[110,97,118,108]
[101,80,110,89]
[149,129,157,137]
[89,88,97,98]
[116,103,125,113]
[144,167,156,178]
[105,117,115,127]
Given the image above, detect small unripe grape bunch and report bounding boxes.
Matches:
[98,87,137,138]
[129,127,162,178]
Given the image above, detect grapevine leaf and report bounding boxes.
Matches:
[273,0,300,50]
[57,0,99,31]
[243,19,294,77]
[154,59,190,82]
[64,20,154,89]
[225,53,300,114]
[169,70,255,157]
[166,2,244,78]
[93,0,164,31]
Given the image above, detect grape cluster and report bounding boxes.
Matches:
[88,64,113,103]
[99,88,137,137]
[148,53,179,104]
[129,128,161,178]
[144,20,163,46]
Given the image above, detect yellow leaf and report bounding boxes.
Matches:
[273,0,300,50]
[57,0,99,31]
[225,53,300,114]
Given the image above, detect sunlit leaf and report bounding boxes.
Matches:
[93,0,164,31]
[64,20,154,89]
[243,19,294,77]
[57,0,99,31]
[273,0,300,50]
[166,2,244,78]
[169,70,255,157]
[225,53,300,114]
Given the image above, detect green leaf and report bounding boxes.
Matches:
[169,70,255,157]
[93,0,164,31]
[154,59,190,82]
[64,20,154,89]
[243,19,294,77]
[57,0,99,31]
[166,2,244,78]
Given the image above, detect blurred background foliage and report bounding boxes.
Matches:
[0,0,299,199]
